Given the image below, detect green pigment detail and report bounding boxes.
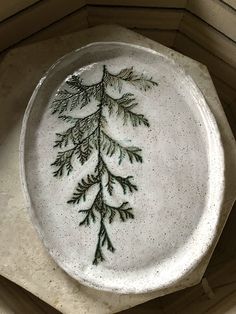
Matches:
[51,65,158,265]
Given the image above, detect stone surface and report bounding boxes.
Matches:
[0,25,235,313]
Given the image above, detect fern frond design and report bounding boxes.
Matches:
[104,66,158,92]
[51,65,158,264]
[104,93,149,127]
[100,130,143,164]
[68,174,99,204]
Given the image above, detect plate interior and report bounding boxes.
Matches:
[21,43,224,293]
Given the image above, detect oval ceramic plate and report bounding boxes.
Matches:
[20,42,224,293]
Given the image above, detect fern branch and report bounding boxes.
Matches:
[113,175,137,194]
[104,202,134,223]
[51,148,74,177]
[93,219,115,265]
[66,75,104,105]
[51,76,103,114]
[104,162,137,195]
[101,130,142,164]
[78,208,96,226]
[54,109,100,149]
[66,75,103,100]
[75,136,92,165]
[54,128,75,148]
[104,93,149,127]
[76,187,103,227]
[104,66,158,92]
[68,174,99,204]
[51,90,79,114]
[51,127,99,176]
[78,195,100,227]
[106,170,115,195]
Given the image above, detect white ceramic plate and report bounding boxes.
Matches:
[20,42,224,293]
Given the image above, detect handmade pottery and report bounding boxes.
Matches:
[20,42,224,293]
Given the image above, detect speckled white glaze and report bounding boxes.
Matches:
[20,42,224,293]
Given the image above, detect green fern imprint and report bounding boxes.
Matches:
[51,65,158,265]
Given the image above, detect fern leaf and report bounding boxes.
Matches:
[100,221,115,251]
[114,175,137,194]
[129,74,158,91]
[51,74,103,115]
[93,246,105,265]
[54,128,75,148]
[58,115,79,123]
[104,93,149,127]
[124,146,143,164]
[66,75,103,103]
[104,66,158,92]
[51,90,73,114]
[75,137,93,165]
[51,90,82,114]
[68,174,99,204]
[92,219,114,265]
[73,109,100,142]
[78,189,103,228]
[123,110,149,127]
[54,109,100,149]
[104,202,134,223]
[52,127,98,176]
[106,171,115,195]
[101,131,143,164]
[105,164,137,195]
[66,75,83,90]
[51,149,74,177]
[94,158,106,176]
[105,93,136,114]
[78,209,96,226]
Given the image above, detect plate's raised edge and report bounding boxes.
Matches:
[19,41,225,294]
